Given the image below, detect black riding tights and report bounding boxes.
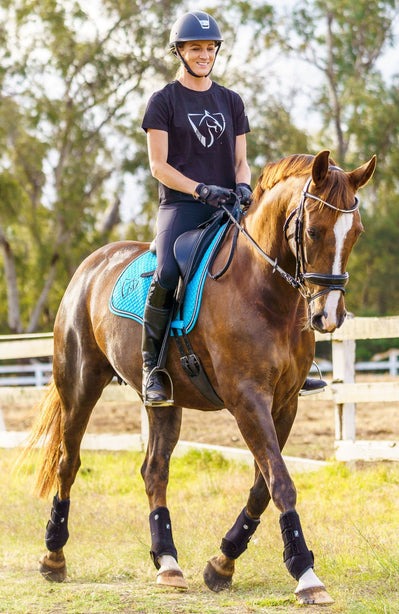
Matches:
[154,201,216,290]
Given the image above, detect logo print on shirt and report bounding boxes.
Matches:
[188,110,225,148]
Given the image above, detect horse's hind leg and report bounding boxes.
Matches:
[40,350,114,582]
[140,404,187,589]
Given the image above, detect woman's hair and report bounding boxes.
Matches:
[173,42,184,78]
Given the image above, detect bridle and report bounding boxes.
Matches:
[221,171,359,303]
[283,175,359,302]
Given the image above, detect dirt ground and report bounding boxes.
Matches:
[2,375,398,460]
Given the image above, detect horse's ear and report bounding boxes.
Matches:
[311,150,331,186]
[348,155,377,190]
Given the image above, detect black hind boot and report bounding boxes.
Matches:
[141,279,174,405]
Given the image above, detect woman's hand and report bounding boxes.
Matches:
[235,183,253,207]
[194,183,232,207]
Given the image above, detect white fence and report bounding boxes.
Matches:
[314,315,399,461]
[2,353,399,388]
[0,363,52,386]
[1,318,399,463]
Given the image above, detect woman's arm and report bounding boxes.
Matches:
[234,134,252,185]
[147,129,199,197]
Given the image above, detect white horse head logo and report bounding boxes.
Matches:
[188,110,226,148]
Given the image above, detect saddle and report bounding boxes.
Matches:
[149,209,227,283]
[173,209,226,283]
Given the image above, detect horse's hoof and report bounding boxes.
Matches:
[39,553,67,583]
[156,569,188,589]
[295,586,334,605]
[203,557,233,593]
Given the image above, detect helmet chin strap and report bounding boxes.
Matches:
[175,45,220,78]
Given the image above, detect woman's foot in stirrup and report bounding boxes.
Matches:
[143,367,174,406]
[299,378,327,396]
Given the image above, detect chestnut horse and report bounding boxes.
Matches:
[23,150,375,605]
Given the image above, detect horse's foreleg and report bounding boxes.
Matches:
[280,510,333,604]
[203,505,260,591]
[205,396,333,603]
[141,404,187,589]
[204,464,267,592]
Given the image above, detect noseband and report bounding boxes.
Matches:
[284,175,359,302]
[221,171,359,303]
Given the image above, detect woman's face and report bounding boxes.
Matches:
[179,40,217,76]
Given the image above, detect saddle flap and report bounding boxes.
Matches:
[173,210,225,282]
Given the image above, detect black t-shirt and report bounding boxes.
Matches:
[142,80,250,205]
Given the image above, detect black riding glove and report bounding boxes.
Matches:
[236,182,253,207]
[194,183,232,208]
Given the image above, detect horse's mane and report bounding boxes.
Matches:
[251,153,352,218]
[252,154,316,202]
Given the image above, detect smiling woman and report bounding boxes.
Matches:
[139,10,252,405]
[177,40,218,80]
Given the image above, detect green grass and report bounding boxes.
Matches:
[1,448,399,613]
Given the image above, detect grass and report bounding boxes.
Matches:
[1,448,399,613]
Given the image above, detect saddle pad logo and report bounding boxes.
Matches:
[188,110,225,148]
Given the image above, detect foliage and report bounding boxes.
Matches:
[0,1,399,331]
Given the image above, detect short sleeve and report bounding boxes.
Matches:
[233,92,250,136]
[141,90,170,133]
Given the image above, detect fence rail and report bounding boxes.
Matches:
[1,319,399,462]
[3,355,399,388]
[0,363,52,386]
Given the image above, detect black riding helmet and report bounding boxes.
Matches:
[169,11,223,78]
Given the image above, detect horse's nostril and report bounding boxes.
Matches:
[311,314,325,332]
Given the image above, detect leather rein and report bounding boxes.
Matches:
[220,174,359,303]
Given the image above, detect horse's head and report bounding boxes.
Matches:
[286,150,376,333]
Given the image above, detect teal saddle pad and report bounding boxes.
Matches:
[109,224,226,334]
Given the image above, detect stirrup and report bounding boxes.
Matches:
[299,362,327,397]
[144,367,175,407]
[299,379,327,396]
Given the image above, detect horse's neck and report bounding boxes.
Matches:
[236,180,303,311]
[245,182,295,265]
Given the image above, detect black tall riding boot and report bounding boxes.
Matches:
[141,279,175,405]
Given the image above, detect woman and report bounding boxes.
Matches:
[141,10,252,404]
[141,10,325,404]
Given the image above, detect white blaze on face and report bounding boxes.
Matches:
[322,212,354,329]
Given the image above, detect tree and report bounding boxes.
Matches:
[0,0,187,332]
[2,0,397,332]
[278,0,398,162]
[268,0,399,316]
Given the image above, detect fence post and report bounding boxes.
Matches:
[332,336,356,442]
[388,351,399,376]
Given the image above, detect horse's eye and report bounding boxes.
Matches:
[307,227,318,239]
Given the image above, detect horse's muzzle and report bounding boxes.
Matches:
[310,305,347,333]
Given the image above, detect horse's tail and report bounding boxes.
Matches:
[18,378,63,499]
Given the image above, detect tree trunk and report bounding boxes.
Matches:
[0,226,22,333]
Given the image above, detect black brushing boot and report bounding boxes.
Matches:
[141,279,174,405]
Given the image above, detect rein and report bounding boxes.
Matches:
[221,174,360,302]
